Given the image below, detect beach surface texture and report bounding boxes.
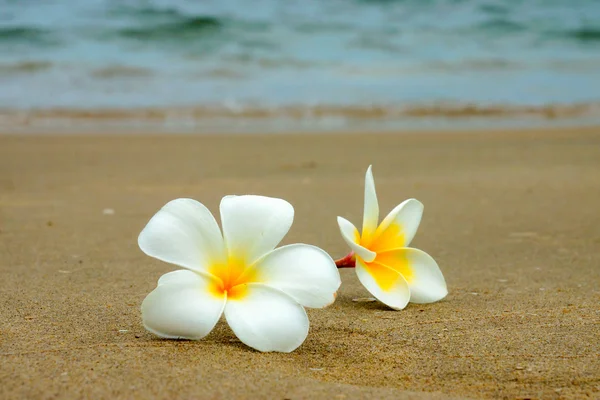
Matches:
[1,127,599,399]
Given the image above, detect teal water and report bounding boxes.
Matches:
[1,0,599,129]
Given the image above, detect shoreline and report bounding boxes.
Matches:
[2,118,600,137]
[4,124,600,143]
[2,102,600,135]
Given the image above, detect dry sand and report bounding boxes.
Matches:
[1,127,599,399]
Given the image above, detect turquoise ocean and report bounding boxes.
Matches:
[1,0,600,131]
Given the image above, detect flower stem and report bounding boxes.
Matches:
[335,252,356,269]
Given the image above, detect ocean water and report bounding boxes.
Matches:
[1,0,600,130]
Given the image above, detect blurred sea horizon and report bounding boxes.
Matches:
[1,0,600,131]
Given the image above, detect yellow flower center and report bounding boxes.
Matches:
[360,222,405,253]
[374,250,413,283]
[358,222,414,291]
[208,257,257,300]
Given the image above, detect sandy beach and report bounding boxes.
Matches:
[1,127,599,399]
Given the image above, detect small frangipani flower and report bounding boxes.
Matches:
[139,195,341,352]
[336,166,447,310]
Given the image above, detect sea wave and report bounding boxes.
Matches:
[90,65,154,79]
[475,18,527,34]
[0,61,53,75]
[564,28,600,42]
[106,3,270,44]
[0,26,58,45]
[116,16,223,41]
[109,5,186,19]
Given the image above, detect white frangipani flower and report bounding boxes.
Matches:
[139,195,341,352]
[336,166,447,310]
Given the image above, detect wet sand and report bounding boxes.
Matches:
[1,127,599,399]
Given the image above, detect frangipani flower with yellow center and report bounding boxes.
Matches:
[139,195,341,352]
[336,166,447,310]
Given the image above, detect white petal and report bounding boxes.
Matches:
[355,258,410,310]
[157,269,201,286]
[337,216,376,262]
[372,198,424,251]
[377,247,447,304]
[362,165,379,242]
[224,284,309,352]
[220,195,294,266]
[138,198,227,273]
[252,244,341,308]
[141,271,225,340]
